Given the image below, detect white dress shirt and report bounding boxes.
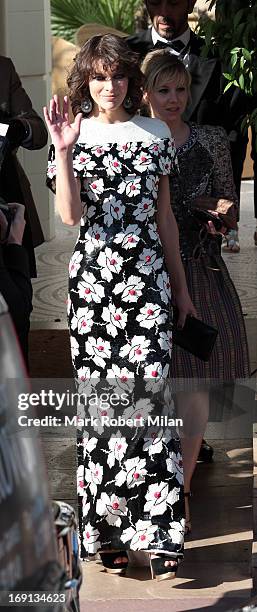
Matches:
[151,26,191,67]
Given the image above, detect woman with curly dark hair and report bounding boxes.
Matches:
[44,34,195,581]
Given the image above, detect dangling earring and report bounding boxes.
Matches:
[123,96,133,111]
[81,97,93,114]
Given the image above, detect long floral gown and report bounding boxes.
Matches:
[47,115,185,559]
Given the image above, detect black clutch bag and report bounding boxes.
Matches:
[172,310,218,362]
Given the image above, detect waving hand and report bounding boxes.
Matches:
[43,95,82,152]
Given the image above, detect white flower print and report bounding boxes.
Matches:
[119,335,150,363]
[132,152,156,173]
[69,252,83,278]
[148,140,165,155]
[107,364,134,380]
[146,175,159,199]
[77,464,84,496]
[70,336,79,360]
[148,223,159,243]
[136,303,165,330]
[158,330,173,353]
[88,402,115,435]
[143,430,166,456]
[136,248,162,275]
[83,224,106,254]
[73,151,97,173]
[117,176,141,197]
[103,154,122,175]
[144,482,180,516]
[116,142,137,159]
[85,336,111,369]
[102,195,125,227]
[71,306,94,334]
[85,461,103,497]
[120,520,158,550]
[47,162,56,179]
[83,433,98,458]
[159,155,171,175]
[96,493,127,527]
[90,144,111,157]
[133,198,155,222]
[83,523,101,554]
[76,367,100,396]
[166,451,184,486]
[168,520,185,546]
[113,275,145,303]
[66,294,71,316]
[83,178,104,201]
[102,302,127,338]
[144,362,169,380]
[106,364,134,395]
[115,457,147,488]
[113,224,141,250]
[97,248,123,282]
[123,398,153,423]
[77,272,104,304]
[157,271,171,305]
[107,433,128,468]
[144,362,169,395]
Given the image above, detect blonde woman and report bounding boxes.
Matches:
[142,50,250,535]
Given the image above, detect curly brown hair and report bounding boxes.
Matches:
[67,34,144,117]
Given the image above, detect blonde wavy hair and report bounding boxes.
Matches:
[141,49,191,97]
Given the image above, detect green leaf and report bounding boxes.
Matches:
[240,55,245,69]
[239,74,245,89]
[242,48,251,61]
[231,53,238,69]
[224,81,234,93]
[223,72,233,81]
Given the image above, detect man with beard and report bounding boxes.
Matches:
[127,0,224,126]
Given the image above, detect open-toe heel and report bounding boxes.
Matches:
[149,554,179,581]
[99,551,128,575]
[184,491,192,536]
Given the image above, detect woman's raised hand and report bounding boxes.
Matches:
[43,95,82,152]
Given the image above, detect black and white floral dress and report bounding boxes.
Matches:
[47,115,185,559]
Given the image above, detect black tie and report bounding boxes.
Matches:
[154,40,185,53]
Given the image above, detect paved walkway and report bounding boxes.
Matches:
[78,439,252,612]
[32,181,257,611]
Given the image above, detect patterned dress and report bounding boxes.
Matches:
[170,124,250,381]
[47,115,185,559]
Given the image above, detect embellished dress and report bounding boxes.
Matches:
[169,124,250,382]
[47,115,185,559]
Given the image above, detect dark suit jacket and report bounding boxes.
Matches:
[127,29,227,128]
[0,244,32,365]
[0,56,48,276]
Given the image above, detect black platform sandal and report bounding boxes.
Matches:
[184,491,192,536]
[99,551,128,575]
[149,554,179,581]
[198,439,214,463]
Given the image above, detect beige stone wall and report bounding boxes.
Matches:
[2,0,54,240]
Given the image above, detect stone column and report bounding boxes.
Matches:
[1,0,54,240]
